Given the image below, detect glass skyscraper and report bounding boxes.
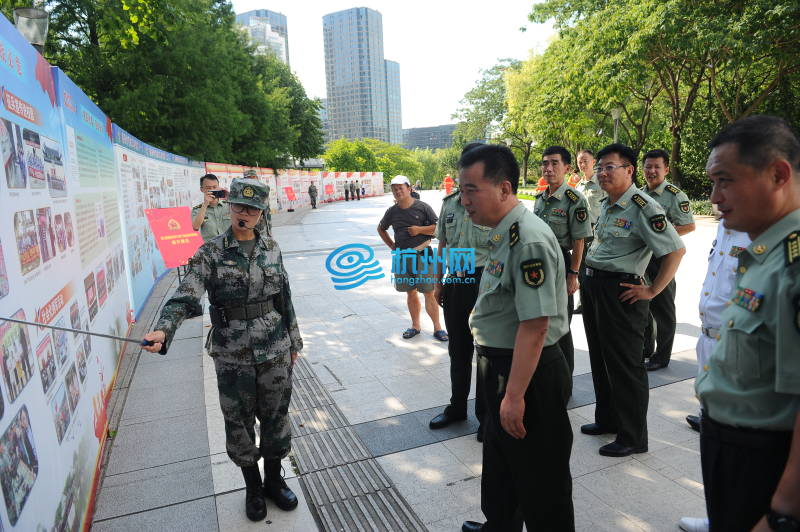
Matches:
[236,9,290,65]
[323,7,402,144]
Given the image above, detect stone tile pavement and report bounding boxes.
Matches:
[90,191,716,531]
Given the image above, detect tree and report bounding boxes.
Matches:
[362,139,422,182]
[323,139,379,172]
[452,59,520,145]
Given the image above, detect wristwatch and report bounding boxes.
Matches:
[567,268,580,276]
[768,510,800,531]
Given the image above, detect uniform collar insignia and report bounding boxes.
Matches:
[509,222,520,247]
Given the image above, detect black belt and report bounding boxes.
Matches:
[702,414,792,449]
[452,266,484,279]
[583,266,640,282]
[476,344,562,365]
[209,300,274,327]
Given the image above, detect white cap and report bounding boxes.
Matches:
[390,175,410,186]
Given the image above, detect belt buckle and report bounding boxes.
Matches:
[585,267,593,277]
[456,271,465,278]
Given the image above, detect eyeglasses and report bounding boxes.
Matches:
[230,203,262,216]
[593,163,630,174]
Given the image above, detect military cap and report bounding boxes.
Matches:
[228,178,268,210]
[243,169,258,178]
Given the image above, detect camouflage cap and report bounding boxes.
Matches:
[243,169,258,178]
[228,178,268,210]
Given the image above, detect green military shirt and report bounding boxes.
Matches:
[586,183,684,276]
[643,180,694,227]
[191,202,231,242]
[533,182,593,249]
[576,175,607,225]
[696,209,800,430]
[435,191,491,269]
[469,203,568,349]
[155,227,302,364]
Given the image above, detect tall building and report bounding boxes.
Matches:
[385,60,402,145]
[236,9,290,65]
[323,7,402,144]
[403,124,457,150]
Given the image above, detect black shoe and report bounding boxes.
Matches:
[429,411,467,430]
[599,441,648,457]
[686,414,701,433]
[462,521,484,532]
[645,359,668,371]
[241,465,267,521]
[580,423,617,436]
[263,460,298,511]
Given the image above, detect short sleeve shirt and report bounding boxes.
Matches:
[436,192,491,268]
[469,203,569,349]
[191,202,231,242]
[696,209,800,430]
[576,176,607,225]
[586,183,684,276]
[380,199,438,250]
[643,180,694,227]
[532,181,593,249]
[699,223,751,328]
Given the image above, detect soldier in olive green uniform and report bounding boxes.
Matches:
[144,178,301,522]
[533,147,593,383]
[639,150,696,370]
[457,145,574,532]
[192,174,231,241]
[429,183,491,436]
[576,150,607,226]
[243,169,272,236]
[580,144,685,458]
[696,116,800,531]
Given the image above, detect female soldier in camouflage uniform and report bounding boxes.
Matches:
[143,178,302,521]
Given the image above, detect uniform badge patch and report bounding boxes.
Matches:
[551,208,567,217]
[446,213,454,223]
[520,259,545,288]
[575,207,587,222]
[509,222,520,248]
[614,218,632,229]
[243,186,255,198]
[223,260,237,266]
[632,194,648,208]
[786,232,800,265]
[565,189,578,203]
[650,214,667,233]
[666,184,680,195]
[729,246,745,257]
[679,201,690,213]
[491,234,503,243]
[486,259,504,277]
[732,287,763,312]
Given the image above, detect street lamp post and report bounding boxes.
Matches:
[610,107,622,143]
[13,7,49,55]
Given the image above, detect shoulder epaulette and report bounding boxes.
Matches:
[631,194,648,208]
[786,231,800,266]
[666,184,681,195]
[565,188,578,202]
[192,203,203,209]
[509,222,520,248]
[534,190,544,198]
[443,190,460,201]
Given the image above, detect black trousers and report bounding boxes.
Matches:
[345,190,349,201]
[442,269,484,423]
[643,256,677,364]
[701,415,792,531]
[559,247,575,385]
[478,345,574,532]
[581,270,650,447]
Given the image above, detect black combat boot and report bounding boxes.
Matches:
[263,459,298,510]
[241,465,267,521]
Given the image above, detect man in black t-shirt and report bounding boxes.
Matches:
[378,175,448,342]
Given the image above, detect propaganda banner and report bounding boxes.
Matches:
[145,207,203,268]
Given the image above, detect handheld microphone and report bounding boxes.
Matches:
[238,220,256,230]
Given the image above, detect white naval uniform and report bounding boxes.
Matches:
[696,221,751,372]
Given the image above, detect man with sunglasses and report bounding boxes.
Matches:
[579,143,685,457]
[143,178,302,522]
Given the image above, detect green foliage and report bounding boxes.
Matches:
[690,199,714,217]
[11,0,322,167]
[323,139,379,172]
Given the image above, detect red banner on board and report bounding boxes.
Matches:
[283,187,297,201]
[145,207,203,268]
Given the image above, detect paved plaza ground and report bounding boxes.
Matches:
[90,190,715,531]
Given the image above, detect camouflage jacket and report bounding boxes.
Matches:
[155,227,302,364]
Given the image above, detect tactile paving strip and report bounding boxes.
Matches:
[290,404,350,437]
[290,374,336,412]
[292,427,371,473]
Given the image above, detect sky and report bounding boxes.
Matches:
[230,1,557,129]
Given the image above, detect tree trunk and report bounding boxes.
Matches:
[669,128,682,188]
[522,150,530,186]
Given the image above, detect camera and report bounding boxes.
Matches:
[211,190,227,198]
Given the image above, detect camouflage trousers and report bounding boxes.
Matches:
[213,352,292,467]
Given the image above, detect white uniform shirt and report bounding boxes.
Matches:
[696,221,751,368]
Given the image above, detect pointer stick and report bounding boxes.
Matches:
[0,316,156,347]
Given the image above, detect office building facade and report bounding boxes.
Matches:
[236,9,290,65]
[403,124,457,150]
[323,7,401,144]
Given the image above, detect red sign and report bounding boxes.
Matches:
[145,207,203,268]
[2,88,39,124]
[324,184,334,195]
[35,283,74,326]
[283,187,297,201]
